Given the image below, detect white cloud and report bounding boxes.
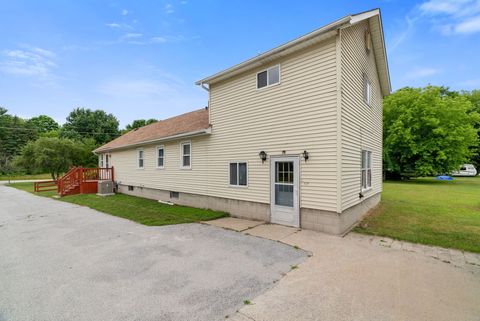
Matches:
[419,0,480,35]
[123,33,143,39]
[420,0,480,17]
[150,36,167,44]
[121,9,129,16]
[455,15,480,33]
[0,47,57,78]
[106,22,133,30]
[457,78,480,87]
[405,67,441,79]
[165,4,174,14]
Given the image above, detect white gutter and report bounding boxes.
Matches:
[94,127,212,153]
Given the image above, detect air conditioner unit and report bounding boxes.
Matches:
[97,180,114,196]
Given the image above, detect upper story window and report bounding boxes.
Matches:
[257,65,280,89]
[99,154,104,167]
[230,162,247,187]
[181,141,191,169]
[363,74,372,106]
[137,149,144,169]
[105,154,110,168]
[156,146,165,169]
[361,150,372,190]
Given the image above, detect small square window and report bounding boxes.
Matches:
[170,191,179,199]
[229,162,247,186]
[128,185,134,191]
[257,65,280,89]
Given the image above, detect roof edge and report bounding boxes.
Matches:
[93,127,212,154]
[195,14,353,85]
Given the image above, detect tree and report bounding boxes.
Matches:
[61,108,120,145]
[0,108,38,174]
[462,90,480,170]
[384,86,478,177]
[124,118,157,133]
[16,137,82,180]
[27,115,59,135]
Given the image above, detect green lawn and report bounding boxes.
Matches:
[0,173,52,181]
[355,176,480,253]
[8,182,229,226]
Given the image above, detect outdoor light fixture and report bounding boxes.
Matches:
[302,150,309,161]
[259,151,267,163]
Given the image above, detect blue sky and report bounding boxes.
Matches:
[1,0,480,127]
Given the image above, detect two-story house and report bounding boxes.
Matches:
[94,8,391,235]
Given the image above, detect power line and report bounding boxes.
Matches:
[0,126,122,136]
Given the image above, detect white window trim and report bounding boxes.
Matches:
[180,141,192,170]
[156,145,165,169]
[229,161,248,188]
[105,153,110,168]
[137,149,144,170]
[99,154,104,168]
[361,150,372,192]
[256,64,281,90]
[363,74,372,106]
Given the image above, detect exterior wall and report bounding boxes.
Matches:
[207,36,339,212]
[101,21,385,234]
[109,135,211,196]
[339,21,383,211]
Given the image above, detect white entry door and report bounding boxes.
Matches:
[270,156,300,227]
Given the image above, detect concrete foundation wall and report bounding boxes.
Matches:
[117,184,380,235]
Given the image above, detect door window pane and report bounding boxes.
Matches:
[275,162,294,183]
[275,184,293,207]
[275,161,294,207]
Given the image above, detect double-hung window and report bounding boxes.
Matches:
[105,154,110,168]
[257,65,280,89]
[181,142,191,169]
[137,149,144,169]
[230,162,247,186]
[363,74,372,106]
[361,150,372,190]
[156,146,165,169]
[99,154,104,167]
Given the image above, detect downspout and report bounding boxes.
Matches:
[199,82,209,92]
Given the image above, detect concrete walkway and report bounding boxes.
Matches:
[203,218,480,321]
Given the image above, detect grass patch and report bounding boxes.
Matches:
[355,176,480,253]
[7,182,229,226]
[0,173,52,181]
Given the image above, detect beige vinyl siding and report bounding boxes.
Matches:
[109,136,210,195]
[340,20,383,211]
[207,36,339,211]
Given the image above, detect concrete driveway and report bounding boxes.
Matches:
[0,186,306,321]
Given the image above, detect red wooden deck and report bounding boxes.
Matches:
[34,167,114,196]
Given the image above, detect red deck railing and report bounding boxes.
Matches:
[34,180,58,192]
[34,166,114,196]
